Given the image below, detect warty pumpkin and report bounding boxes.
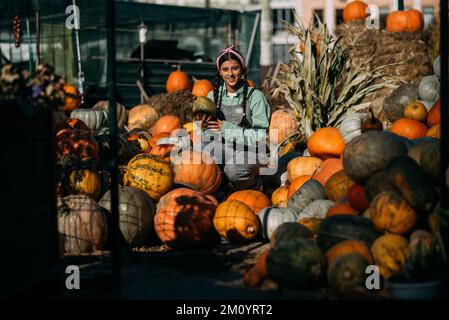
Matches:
[371,234,409,279]
[342,0,368,23]
[213,200,260,242]
[287,156,322,182]
[311,157,344,186]
[191,78,213,97]
[127,104,159,132]
[326,240,373,266]
[307,127,345,160]
[227,190,271,215]
[166,66,191,93]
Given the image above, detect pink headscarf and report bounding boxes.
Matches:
[216,46,246,71]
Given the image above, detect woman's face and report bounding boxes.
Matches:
[219,59,243,90]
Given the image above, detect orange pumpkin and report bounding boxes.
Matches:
[192,78,213,97]
[404,101,427,122]
[243,250,269,287]
[269,110,299,145]
[287,175,312,199]
[151,115,182,137]
[65,118,93,134]
[154,188,219,248]
[343,0,369,23]
[311,158,344,186]
[227,190,271,215]
[127,104,159,132]
[173,151,222,195]
[406,9,424,32]
[298,218,322,236]
[307,127,345,160]
[370,192,417,235]
[390,118,428,139]
[271,186,289,207]
[62,84,81,112]
[387,10,424,32]
[326,203,358,218]
[326,240,373,265]
[425,124,440,138]
[324,170,355,202]
[206,195,219,206]
[287,156,322,182]
[213,200,260,242]
[427,99,441,127]
[371,234,409,279]
[56,128,99,164]
[166,66,191,93]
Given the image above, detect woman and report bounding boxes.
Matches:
[200,46,271,191]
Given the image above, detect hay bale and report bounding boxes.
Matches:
[145,90,194,124]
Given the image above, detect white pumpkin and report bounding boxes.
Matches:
[70,108,108,131]
[288,179,327,214]
[297,199,335,220]
[258,206,298,240]
[338,112,367,143]
[418,75,440,102]
[433,56,440,80]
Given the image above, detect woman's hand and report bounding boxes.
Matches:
[198,114,212,129]
[207,120,223,133]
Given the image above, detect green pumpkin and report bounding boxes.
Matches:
[192,96,217,117]
[267,238,326,289]
[364,168,396,201]
[288,179,326,214]
[269,222,313,249]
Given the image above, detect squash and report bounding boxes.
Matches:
[94,130,136,169]
[258,207,298,241]
[324,170,354,202]
[418,75,440,102]
[287,156,322,182]
[269,110,299,145]
[124,154,174,201]
[56,128,100,165]
[404,101,428,122]
[287,175,312,199]
[370,192,417,235]
[70,108,108,131]
[288,179,326,214]
[425,125,440,138]
[166,66,191,93]
[62,84,81,112]
[360,107,383,133]
[409,229,433,251]
[371,234,409,279]
[154,188,219,248]
[419,139,440,178]
[316,215,381,252]
[342,130,407,182]
[327,253,371,297]
[382,84,419,122]
[343,0,368,22]
[298,218,322,236]
[127,104,159,132]
[99,186,155,247]
[68,169,101,200]
[127,128,152,153]
[390,118,428,140]
[270,222,313,249]
[92,100,128,129]
[173,151,222,195]
[191,78,213,97]
[326,240,373,265]
[307,127,345,160]
[297,199,334,221]
[267,238,325,289]
[347,184,370,212]
[311,157,344,186]
[386,10,424,32]
[271,186,289,207]
[338,112,367,143]
[427,100,440,127]
[326,203,358,218]
[227,190,271,215]
[151,115,182,137]
[214,200,260,242]
[243,250,270,287]
[57,195,108,255]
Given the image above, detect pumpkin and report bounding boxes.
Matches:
[409,229,433,251]
[427,99,440,127]
[434,55,441,80]
[371,234,409,279]
[214,200,260,242]
[56,128,100,165]
[311,158,344,186]
[124,154,174,201]
[269,110,299,145]
[342,130,408,182]
[391,118,428,140]
[66,118,93,134]
[347,184,370,212]
[297,199,334,221]
[287,156,322,182]
[151,115,182,137]
[360,107,383,133]
[267,238,326,289]
[243,250,270,287]
[370,192,417,235]
[342,0,368,23]
[298,218,322,236]
[316,215,381,252]
[326,203,358,218]
[192,96,217,119]
[407,138,438,164]
[270,222,313,249]
[364,168,397,201]
[127,104,159,132]
[324,170,354,202]
[99,186,155,247]
[58,195,108,255]
[326,240,373,266]
[166,66,191,93]
[258,207,298,241]
[191,78,213,97]
[307,127,345,160]
[420,139,440,178]
[327,253,371,297]
[62,84,81,112]
[418,75,440,102]
[425,125,440,138]
[338,112,367,144]
[288,179,326,214]
[154,188,219,248]
[94,130,136,169]
[227,190,271,215]
[148,144,173,162]
[68,169,101,200]
[271,186,289,207]
[127,129,152,153]
[92,100,128,129]
[173,151,222,195]
[70,108,108,131]
[404,101,427,122]
[382,84,419,122]
[287,175,311,199]
[386,10,424,32]
[406,9,424,32]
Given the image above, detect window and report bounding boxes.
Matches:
[272,8,296,34]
